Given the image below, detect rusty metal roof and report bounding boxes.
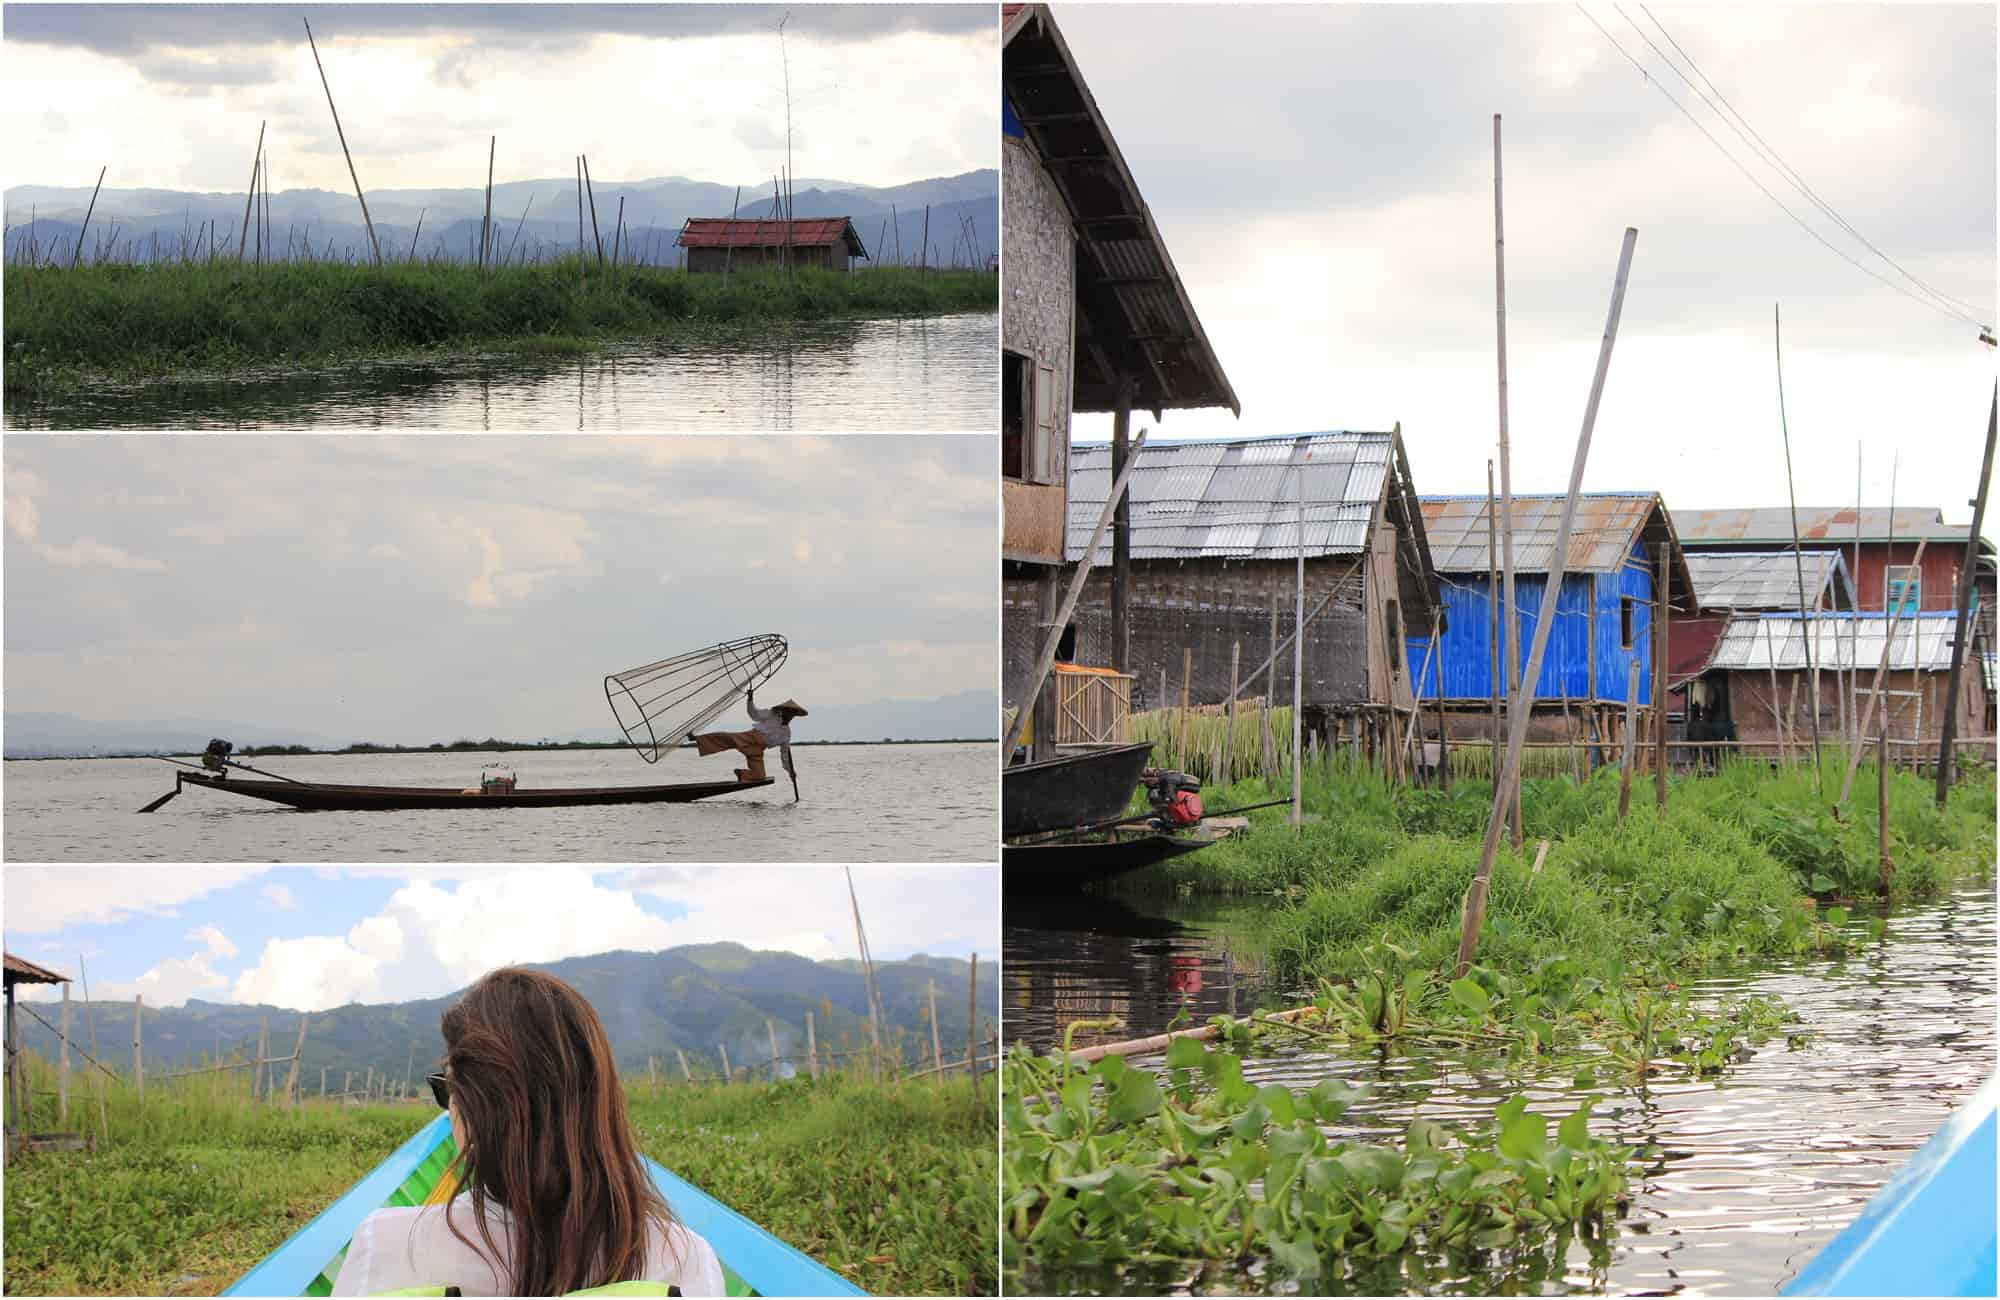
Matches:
[1003,3,1237,417]
[1708,612,1963,672]
[4,952,69,986]
[675,217,866,256]
[1068,432,1394,560]
[1685,549,1856,612]
[1677,506,1953,544]
[1418,492,1693,597]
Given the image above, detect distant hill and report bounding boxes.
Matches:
[3,689,995,758]
[14,942,998,1086]
[2,169,996,269]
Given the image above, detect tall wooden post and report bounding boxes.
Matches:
[285,1014,308,1109]
[1224,641,1241,784]
[805,1013,818,1081]
[927,980,944,1076]
[1493,116,1523,850]
[1111,375,1134,672]
[1937,384,1997,805]
[966,954,979,1088]
[1264,590,1279,778]
[321,1065,327,1099]
[1487,461,1501,781]
[303,19,381,265]
[1293,452,1305,826]
[676,1049,692,1083]
[767,1019,781,1082]
[133,995,144,1106]
[257,1015,270,1104]
[58,982,70,1124]
[719,1043,732,1084]
[1618,660,1640,823]
[1654,542,1669,808]
[1879,706,1892,890]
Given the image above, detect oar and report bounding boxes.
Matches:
[138,772,183,813]
[788,768,800,803]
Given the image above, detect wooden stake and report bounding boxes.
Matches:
[928,980,944,1075]
[1879,708,1892,889]
[1493,117,1524,851]
[966,954,979,1089]
[285,1014,308,1109]
[719,1042,732,1083]
[1839,538,1932,809]
[1618,660,1639,822]
[805,1012,818,1081]
[649,1056,658,1097]
[321,1065,327,1098]
[582,154,604,265]
[1458,225,1639,980]
[677,1049,692,1083]
[1487,461,1502,782]
[1224,640,1240,782]
[767,1018,781,1081]
[1293,449,1306,826]
[238,123,265,262]
[303,19,381,265]
[480,135,495,272]
[58,982,70,1124]
[1937,383,1997,805]
[576,157,585,285]
[133,995,144,1106]
[72,165,106,268]
[1654,542,1669,807]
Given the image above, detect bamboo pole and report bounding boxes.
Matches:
[1264,590,1279,778]
[1937,384,1997,804]
[1493,116,1524,851]
[1654,543,1670,805]
[1002,430,1151,758]
[1224,641,1240,781]
[719,1043,731,1083]
[677,1049,692,1083]
[805,1013,818,1081]
[1063,1006,1322,1066]
[767,1019,780,1082]
[285,1015,308,1109]
[1458,225,1638,980]
[576,157,585,285]
[479,135,495,272]
[71,165,106,268]
[1773,304,1824,788]
[583,155,604,266]
[1878,711,1892,888]
[321,1065,327,1098]
[1618,660,1639,822]
[966,955,978,1088]
[1839,539,1931,809]
[133,995,144,1106]
[303,20,380,266]
[927,980,943,1076]
[1293,450,1306,825]
[1488,461,1502,777]
[238,123,265,262]
[58,982,70,1124]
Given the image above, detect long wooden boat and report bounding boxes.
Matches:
[1781,1073,1996,1296]
[1001,741,1152,838]
[177,770,772,812]
[224,1112,865,1297]
[1002,829,1216,886]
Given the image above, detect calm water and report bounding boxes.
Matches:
[4,313,996,430]
[3,744,996,862]
[1006,886,1997,1295]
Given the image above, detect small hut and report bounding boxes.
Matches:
[5,952,71,1162]
[675,217,867,273]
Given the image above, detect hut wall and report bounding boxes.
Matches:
[1722,667,1985,750]
[685,244,839,274]
[1671,611,1729,689]
[1001,569,1054,718]
[1006,557,1374,713]
[1000,133,1074,461]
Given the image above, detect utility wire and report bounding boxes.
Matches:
[1575,3,1990,331]
[1628,3,1993,324]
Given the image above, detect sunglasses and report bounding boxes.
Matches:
[427,1071,451,1110]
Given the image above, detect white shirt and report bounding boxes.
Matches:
[745,698,795,775]
[330,1202,725,1297]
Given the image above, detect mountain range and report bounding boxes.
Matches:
[13,943,998,1088]
[2,690,996,757]
[2,169,996,269]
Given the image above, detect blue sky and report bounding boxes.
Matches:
[3,865,994,1011]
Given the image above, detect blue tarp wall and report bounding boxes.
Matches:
[1407,539,1656,703]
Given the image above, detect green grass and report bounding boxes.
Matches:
[628,1074,997,1297]
[2,261,996,393]
[3,1060,996,1297]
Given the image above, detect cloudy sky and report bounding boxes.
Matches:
[3,3,994,193]
[3,864,995,1011]
[1055,4,1995,535]
[4,435,995,743]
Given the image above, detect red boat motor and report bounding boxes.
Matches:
[1145,770,1204,829]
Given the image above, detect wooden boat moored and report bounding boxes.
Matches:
[1002,829,1217,886]
[1001,741,1152,838]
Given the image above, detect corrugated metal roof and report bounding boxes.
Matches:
[1419,494,1660,575]
[1066,432,1392,561]
[4,952,69,985]
[1003,3,1238,416]
[676,217,866,256]
[1686,549,1855,612]
[1677,506,1955,545]
[1707,612,1962,672]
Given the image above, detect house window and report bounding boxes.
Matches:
[1002,351,1029,480]
[1620,596,1638,650]
[1032,364,1057,485]
[1886,565,1921,614]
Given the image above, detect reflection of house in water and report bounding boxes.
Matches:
[1000,1,1238,759]
[1407,493,1693,747]
[1050,431,1438,766]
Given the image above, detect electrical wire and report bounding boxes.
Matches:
[1630,3,1993,323]
[1575,3,1990,332]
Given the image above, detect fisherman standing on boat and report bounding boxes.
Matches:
[690,690,806,792]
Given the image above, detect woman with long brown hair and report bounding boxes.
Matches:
[333,967,723,1296]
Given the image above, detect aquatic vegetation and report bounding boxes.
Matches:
[2,262,996,392]
[1003,1034,1633,1290]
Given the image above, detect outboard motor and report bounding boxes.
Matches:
[202,738,234,775]
[1144,770,1204,830]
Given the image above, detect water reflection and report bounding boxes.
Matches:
[6,312,996,430]
[1007,888,1996,1295]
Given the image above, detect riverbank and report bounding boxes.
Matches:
[2,262,996,394]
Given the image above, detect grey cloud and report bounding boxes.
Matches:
[133,52,282,87]
[4,4,995,58]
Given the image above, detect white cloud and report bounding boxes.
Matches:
[26,924,240,1008]
[35,539,168,571]
[1,866,272,932]
[261,883,298,911]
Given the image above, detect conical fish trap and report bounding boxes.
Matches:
[604,634,789,763]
